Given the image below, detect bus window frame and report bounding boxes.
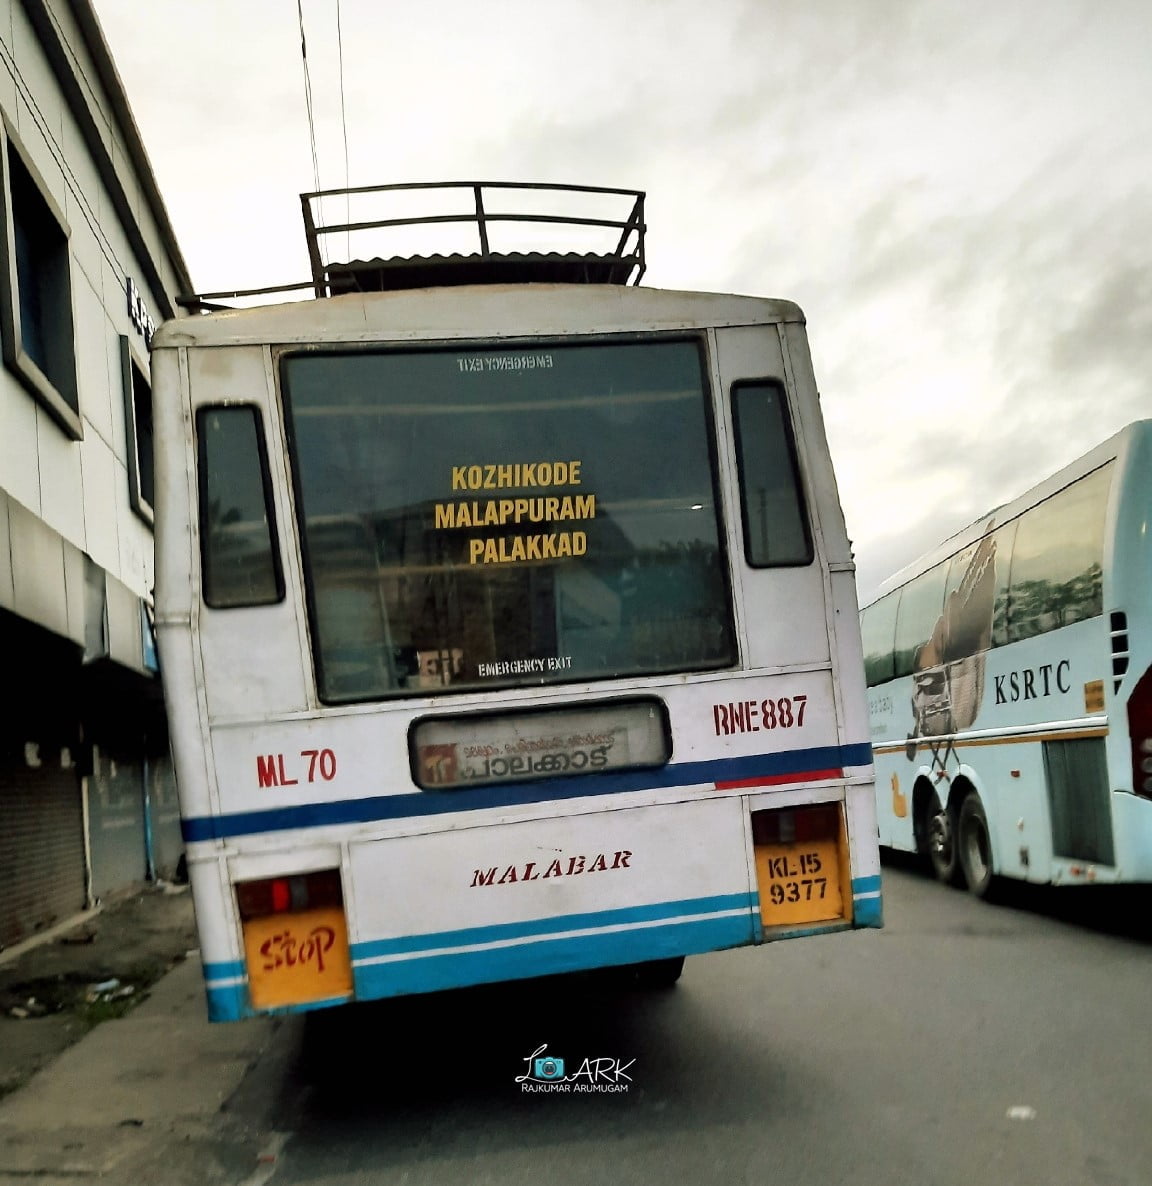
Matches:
[729,378,814,569]
[274,333,741,704]
[196,402,286,610]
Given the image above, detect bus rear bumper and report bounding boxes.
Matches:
[199,871,882,1022]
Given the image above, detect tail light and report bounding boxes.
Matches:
[1127,666,1152,799]
[235,869,343,920]
[234,870,352,1011]
[751,804,850,928]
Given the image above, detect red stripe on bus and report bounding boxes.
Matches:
[714,768,843,790]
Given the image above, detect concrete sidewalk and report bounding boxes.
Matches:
[0,955,278,1185]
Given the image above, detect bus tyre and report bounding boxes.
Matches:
[633,957,685,989]
[957,793,997,900]
[300,1005,347,1081]
[926,793,961,885]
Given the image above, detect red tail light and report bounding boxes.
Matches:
[235,870,343,920]
[1127,666,1152,799]
[751,803,840,846]
[751,803,848,928]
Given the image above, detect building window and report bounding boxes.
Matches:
[0,128,79,438]
[120,337,154,523]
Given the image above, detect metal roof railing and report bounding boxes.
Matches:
[178,181,646,312]
[301,180,647,296]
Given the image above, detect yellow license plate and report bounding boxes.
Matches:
[755,837,845,927]
[242,905,353,1010]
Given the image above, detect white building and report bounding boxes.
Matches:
[0,0,192,946]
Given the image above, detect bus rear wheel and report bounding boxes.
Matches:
[957,792,996,899]
[925,793,960,885]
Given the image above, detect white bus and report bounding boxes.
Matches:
[152,182,880,1021]
[861,420,1152,899]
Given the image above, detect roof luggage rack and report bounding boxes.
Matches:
[179,181,646,312]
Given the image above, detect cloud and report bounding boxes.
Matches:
[91,0,1152,601]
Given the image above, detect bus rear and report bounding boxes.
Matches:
[152,185,879,1020]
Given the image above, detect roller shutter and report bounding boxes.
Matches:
[0,757,86,948]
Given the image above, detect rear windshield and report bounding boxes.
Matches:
[280,340,735,702]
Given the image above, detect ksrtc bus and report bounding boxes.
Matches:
[152,182,880,1020]
[861,419,1152,898]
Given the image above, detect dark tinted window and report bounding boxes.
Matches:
[861,594,898,686]
[132,363,154,507]
[731,382,812,566]
[121,337,154,522]
[1005,465,1110,642]
[893,563,948,677]
[989,521,1018,648]
[10,151,71,399]
[868,462,1113,678]
[937,529,1000,662]
[0,140,78,435]
[197,405,283,608]
[281,340,735,702]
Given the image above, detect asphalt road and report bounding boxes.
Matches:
[241,859,1152,1186]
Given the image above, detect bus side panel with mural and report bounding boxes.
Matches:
[862,419,1152,898]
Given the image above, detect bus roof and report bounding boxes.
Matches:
[152,284,806,350]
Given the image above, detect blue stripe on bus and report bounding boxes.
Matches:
[205,986,353,1023]
[353,914,755,1001]
[351,892,757,961]
[202,905,757,1022]
[201,915,747,1022]
[200,880,881,1020]
[203,959,245,983]
[181,742,874,842]
[851,874,884,928]
[205,980,249,1023]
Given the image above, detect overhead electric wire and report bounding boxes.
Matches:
[335,0,351,259]
[297,0,324,263]
[296,0,353,267]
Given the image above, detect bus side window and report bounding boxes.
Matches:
[196,405,285,608]
[892,563,949,678]
[989,522,1017,648]
[731,382,813,567]
[861,593,899,687]
[1004,464,1111,643]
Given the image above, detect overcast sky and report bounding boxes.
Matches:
[92,0,1152,601]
